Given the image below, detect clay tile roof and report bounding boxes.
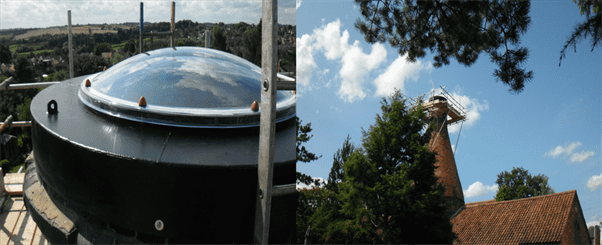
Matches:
[451,190,577,245]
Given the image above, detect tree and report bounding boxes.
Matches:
[495,167,555,201]
[297,136,355,244]
[326,135,355,193]
[94,43,112,56]
[242,20,262,66]
[73,53,110,77]
[1,44,12,64]
[354,1,532,93]
[306,90,456,244]
[559,0,601,66]
[211,24,228,52]
[296,117,322,186]
[14,57,35,84]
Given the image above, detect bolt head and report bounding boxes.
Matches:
[155,219,164,231]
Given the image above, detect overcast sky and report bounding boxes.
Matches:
[296,0,601,229]
[0,0,295,30]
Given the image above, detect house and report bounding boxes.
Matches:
[450,190,592,244]
[423,92,594,244]
[101,52,113,59]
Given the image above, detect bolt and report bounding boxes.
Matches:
[262,80,269,92]
[155,219,164,231]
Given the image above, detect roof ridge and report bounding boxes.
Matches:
[464,190,575,207]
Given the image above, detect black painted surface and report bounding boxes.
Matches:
[30,76,296,243]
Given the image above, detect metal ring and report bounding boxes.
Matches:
[155,219,164,231]
[262,80,269,92]
[47,100,58,114]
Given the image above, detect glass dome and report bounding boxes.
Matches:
[78,47,295,128]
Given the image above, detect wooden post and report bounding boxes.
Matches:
[68,10,73,79]
[171,1,175,49]
[254,0,277,243]
[140,2,143,54]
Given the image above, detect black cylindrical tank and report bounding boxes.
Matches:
[27,47,296,243]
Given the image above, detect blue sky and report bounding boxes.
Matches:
[0,0,295,29]
[296,0,601,229]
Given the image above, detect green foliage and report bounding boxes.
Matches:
[1,44,12,64]
[211,25,228,52]
[242,20,262,66]
[15,57,35,83]
[74,53,110,77]
[301,90,456,244]
[0,159,8,169]
[9,163,24,173]
[111,52,123,65]
[495,167,555,201]
[296,117,322,187]
[559,0,601,66]
[326,135,355,193]
[44,70,69,82]
[354,1,533,93]
[17,98,31,122]
[94,43,112,56]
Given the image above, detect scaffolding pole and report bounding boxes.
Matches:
[254,0,278,243]
[140,2,143,54]
[68,10,73,79]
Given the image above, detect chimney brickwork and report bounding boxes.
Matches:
[429,106,465,217]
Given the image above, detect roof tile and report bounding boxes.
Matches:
[451,190,577,245]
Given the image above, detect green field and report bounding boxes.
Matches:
[9,44,24,52]
[111,41,127,50]
[17,49,52,58]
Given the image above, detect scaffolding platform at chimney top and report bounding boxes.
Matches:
[409,86,467,125]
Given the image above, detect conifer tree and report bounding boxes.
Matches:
[354,0,533,93]
[308,90,456,244]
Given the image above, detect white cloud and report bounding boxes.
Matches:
[337,42,386,102]
[0,0,296,30]
[587,221,602,228]
[570,151,595,163]
[296,177,327,190]
[297,19,387,102]
[545,141,595,163]
[545,141,582,158]
[296,0,302,9]
[464,181,498,198]
[296,34,316,87]
[447,92,489,134]
[586,173,602,192]
[373,54,424,97]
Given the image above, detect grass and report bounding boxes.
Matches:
[112,42,127,50]
[8,164,24,173]
[32,49,52,55]
[17,49,53,58]
[9,44,24,52]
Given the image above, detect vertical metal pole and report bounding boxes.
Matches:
[150,31,154,51]
[254,0,277,243]
[140,2,143,54]
[170,1,175,49]
[205,30,210,48]
[68,10,73,79]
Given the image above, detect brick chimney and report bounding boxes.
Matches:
[590,225,601,245]
[428,98,465,217]
[594,225,600,245]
